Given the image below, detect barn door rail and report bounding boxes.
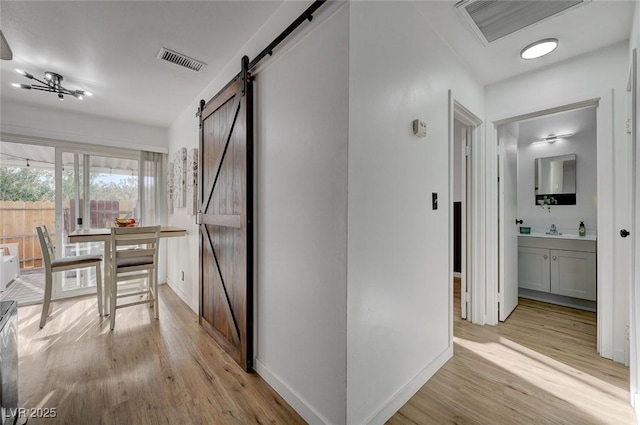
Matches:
[197,0,326,116]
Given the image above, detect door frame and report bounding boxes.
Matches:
[487,93,615,360]
[449,91,484,331]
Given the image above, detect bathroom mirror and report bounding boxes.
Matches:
[534,154,576,205]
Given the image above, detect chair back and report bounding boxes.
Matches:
[110,225,161,273]
[36,225,55,267]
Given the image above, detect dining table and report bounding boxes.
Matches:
[68,226,187,315]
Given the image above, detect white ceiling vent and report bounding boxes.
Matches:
[455,0,590,45]
[157,47,206,72]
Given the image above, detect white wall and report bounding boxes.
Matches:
[486,41,630,362]
[347,2,484,424]
[166,2,348,424]
[1,101,167,152]
[515,107,598,235]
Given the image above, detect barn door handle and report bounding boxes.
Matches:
[515,219,523,225]
[620,229,630,238]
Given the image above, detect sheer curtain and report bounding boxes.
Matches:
[139,151,166,226]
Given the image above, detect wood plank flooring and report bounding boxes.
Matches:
[388,279,636,425]
[16,280,636,424]
[15,285,305,425]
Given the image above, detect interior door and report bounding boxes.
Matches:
[628,48,639,403]
[460,126,468,320]
[498,125,519,321]
[198,76,253,371]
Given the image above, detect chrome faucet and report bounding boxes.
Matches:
[546,224,561,235]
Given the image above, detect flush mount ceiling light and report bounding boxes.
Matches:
[12,69,93,100]
[520,38,559,60]
[531,132,573,145]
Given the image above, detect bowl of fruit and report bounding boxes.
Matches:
[114,218,139,228]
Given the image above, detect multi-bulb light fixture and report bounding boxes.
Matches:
[12,69,93,101]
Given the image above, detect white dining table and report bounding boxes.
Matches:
[68,226,187,315]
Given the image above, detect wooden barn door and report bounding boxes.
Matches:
[198,74,253,371]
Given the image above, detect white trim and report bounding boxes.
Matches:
[487,91,615,357]
[0,128,168,154]
[361,346,453,425]
[634,393,640,422]
[254,358,335,425]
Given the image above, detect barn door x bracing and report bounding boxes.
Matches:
[198,74,253,371]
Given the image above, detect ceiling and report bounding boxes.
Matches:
[0,1,282,128]
[414,0,635,85]
[0,1,635,130]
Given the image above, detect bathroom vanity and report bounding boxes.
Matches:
[518,233,597,311]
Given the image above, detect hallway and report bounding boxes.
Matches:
[388,280,635,424]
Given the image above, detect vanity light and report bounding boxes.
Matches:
[520,38,559,60]
[531,133,573,145]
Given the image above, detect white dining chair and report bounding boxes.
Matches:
[36,225,103,328]
[108,225,161,330]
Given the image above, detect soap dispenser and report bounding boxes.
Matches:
[579,221,586,237]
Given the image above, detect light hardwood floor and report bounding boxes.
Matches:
[17,281,636,424]
[16,285,305,425]
[388,279,636,425]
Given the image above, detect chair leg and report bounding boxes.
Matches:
[40,271,53,328]
[153,268,159,320]
[96,263,103,317]
[110,270,117,330]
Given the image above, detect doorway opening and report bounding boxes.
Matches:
[497,102,602,355]
[450,98,482,324]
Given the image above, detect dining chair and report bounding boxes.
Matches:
[108,225,161,330]
[36,225,103,328]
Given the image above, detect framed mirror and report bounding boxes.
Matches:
[534,154,576,205]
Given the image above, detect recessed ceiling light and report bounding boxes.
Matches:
[520,38,559,60]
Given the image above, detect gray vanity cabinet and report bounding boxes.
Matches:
[518,236,597,302]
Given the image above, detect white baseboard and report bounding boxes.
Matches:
[362,346,453,425]
[613,348,626,365]
[634,393,640,423]
[165,277,198,313]
[254,358,335,425]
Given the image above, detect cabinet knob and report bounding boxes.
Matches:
[552,256,557,261]
[543,255,548,259]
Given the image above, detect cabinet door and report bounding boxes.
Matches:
[550,249,597,301]
[518,247,551,292]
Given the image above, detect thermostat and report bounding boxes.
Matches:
[412,119,427,138]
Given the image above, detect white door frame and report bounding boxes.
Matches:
[449,91,484,329]
[486,93,615,360]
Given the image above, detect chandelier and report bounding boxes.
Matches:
[12,69,93,100]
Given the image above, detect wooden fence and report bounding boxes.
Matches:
[0,200,134,269]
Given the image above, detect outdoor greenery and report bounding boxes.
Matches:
[0,166,138,202]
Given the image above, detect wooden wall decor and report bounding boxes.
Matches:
[186,148,198,216]
[167,162,174,214]
[173,148,187,208]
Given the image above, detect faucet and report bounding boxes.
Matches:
[546,224,561,235]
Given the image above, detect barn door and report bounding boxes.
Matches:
[198,71,253,371]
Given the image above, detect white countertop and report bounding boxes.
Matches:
[518,232,597,241]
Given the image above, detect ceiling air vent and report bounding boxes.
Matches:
[455,0,590,45]
[157,47,206,72]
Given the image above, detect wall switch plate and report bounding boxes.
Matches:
[432,192,438,210]
[412,119,427,138]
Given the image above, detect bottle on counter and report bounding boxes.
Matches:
[579,221,586,237]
